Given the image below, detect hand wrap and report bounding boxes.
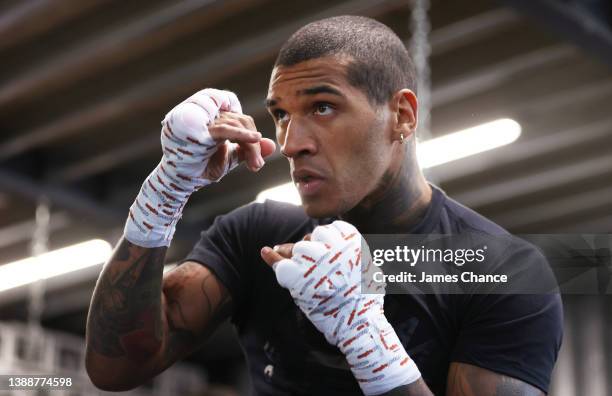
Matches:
[273,221,421,395]
[124,89,242,247]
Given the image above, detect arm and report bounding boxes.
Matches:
[85,238,231,391]
[373,362,545,396]
[377,379,433,396]
[446,363,544,396]
[86,88,275,390]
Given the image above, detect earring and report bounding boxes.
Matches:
[399,132,405,144]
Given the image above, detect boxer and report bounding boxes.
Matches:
[85,16,562,395]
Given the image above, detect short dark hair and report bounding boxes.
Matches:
[275,15,417,105]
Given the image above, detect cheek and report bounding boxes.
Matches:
[334,118,390,193]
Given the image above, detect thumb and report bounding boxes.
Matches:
[232,138,276,162]
[260,138,277,159]
[261,248,302,289]
[261,246,285,268]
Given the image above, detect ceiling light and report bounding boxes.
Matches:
[256,118,521,205]
[417,118,521,168]
[0,239,112,292]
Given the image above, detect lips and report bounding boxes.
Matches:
[292,168,326,197]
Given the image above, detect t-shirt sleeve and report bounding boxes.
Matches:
[450,242,564,393]
[180,203,264,323]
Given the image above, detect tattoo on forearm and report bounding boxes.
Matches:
[88,239,167,360]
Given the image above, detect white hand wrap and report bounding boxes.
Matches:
[124,89,242,247]
[273,221,421,395]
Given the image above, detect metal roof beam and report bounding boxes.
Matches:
[0,0,408,161]
[503,0,612,67]
[0,0,111,52]
[0,168,123,224]
[430,8,520,55]
[0,0,266,112]
[454,152,612,208]
[429,116,612,183]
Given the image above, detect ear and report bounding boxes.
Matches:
[390,89,418,141]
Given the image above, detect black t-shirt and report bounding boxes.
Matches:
[183,184,563,395]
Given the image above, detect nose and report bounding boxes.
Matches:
[280,117,317,159]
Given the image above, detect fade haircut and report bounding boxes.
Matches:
[274,15,417,106]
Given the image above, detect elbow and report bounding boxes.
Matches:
[88,377,134,393]
[85,349,142,392]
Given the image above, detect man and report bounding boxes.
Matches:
[85,16,562,395]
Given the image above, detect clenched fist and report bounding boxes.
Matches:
[261,221,421,395]
[124,88,275,248]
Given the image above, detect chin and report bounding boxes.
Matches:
[301,195,355,219]
[301,198,341,219]
[302,203,335,219]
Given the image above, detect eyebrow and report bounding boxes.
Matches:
[299,85,344,97]
[264,98,277,108]
[264,84,344,108]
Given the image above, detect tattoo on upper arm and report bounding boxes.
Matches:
[160,265,232,366]
[88,239,167,360]
[447,363,544,396]
[200,272,231,320]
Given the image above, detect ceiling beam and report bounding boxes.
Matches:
[0,212,71,249]
[0,0,267,112]
[494,185,612,230]
[0,0,408,161]
[432,45,575,107]
[429,116,612,183]
[0,168,123,225]
[430,8,520,55]
[454,152,612,208]
[518,79,612,116]
[0,0,112,52]
[47,46,584,184]
[502,0,612,67]
[47,95,268,183]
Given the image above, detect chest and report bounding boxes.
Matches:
[241,271,457,394]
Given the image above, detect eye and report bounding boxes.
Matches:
[314,102,334,116]
[272,109,289,123]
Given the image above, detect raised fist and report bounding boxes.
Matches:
[262,221,420,395]
[161,88,274,183]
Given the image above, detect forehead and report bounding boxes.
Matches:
[267,56,354,100]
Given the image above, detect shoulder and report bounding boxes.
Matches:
[442,194,509,236]
[424,184,509,236]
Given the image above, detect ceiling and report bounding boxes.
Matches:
[0,0,610,385]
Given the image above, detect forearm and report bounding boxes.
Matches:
[378,379,433,396]
[86,238,167,364]
[85,89,263,390]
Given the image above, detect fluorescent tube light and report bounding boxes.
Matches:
[257,118,521,205]
[0,239,112,292]
[417,118,521,168]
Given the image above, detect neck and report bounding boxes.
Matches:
[341,151,432,234]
